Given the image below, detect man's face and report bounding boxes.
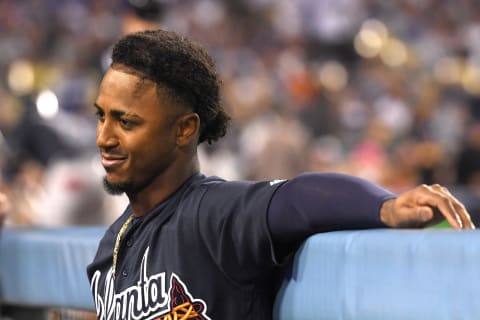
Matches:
[94,67,180,195]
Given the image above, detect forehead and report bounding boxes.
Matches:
[97,67,159,108]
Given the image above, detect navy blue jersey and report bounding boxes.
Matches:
[87,173,285,319]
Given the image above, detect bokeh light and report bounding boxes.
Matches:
[354,19,388,58]
[461,63,480,95]
[36,90,59,119]
[379,38,408,67]
[7,60,35,95]
[318,61,348,92]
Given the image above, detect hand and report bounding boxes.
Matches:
[380,184,475,229]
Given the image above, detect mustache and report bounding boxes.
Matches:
[99,147,128,157]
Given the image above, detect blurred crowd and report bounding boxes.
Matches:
[1,0,480,227]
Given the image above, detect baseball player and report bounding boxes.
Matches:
[87,29,474,320]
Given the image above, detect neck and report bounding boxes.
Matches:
[127,155,200,217]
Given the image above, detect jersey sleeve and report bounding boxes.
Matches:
[268,172,396,260]
[196,179,284,283]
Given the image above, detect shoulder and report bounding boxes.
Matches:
[193,177,287,217]
[200,177,286,198]
[176,174,287,220]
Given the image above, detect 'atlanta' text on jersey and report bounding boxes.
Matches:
[91,247,211,320]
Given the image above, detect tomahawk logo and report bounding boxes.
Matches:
[160,275,210,320]
[91,247,211,320]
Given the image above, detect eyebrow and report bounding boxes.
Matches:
[94,102,142,119]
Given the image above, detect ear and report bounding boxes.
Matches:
[176,113,200,147]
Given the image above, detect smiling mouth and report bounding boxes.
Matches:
[101,155,127,170]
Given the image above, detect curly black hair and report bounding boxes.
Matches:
[111,29,230,144]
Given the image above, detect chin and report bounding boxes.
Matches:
[103,177,133,195]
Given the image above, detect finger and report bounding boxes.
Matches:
[415,185,462,229]
[443,186,475,229]
[391,205,433,228]
[431,185,475,230]
[412,206,435,225]
[404,205,445,228]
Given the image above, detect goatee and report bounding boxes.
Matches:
[102,177,133,195]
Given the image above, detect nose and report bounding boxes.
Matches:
[96,119,118,149]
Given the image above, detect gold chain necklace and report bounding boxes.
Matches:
[112,214,134,279]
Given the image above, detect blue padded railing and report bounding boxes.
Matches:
[0,227,103,310]
[1,227,479,319]
[274,229,480,319]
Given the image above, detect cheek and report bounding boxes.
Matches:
[127,127,177,160]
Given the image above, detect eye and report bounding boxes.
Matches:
[119,118,135,129]
[94,109,105,122]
